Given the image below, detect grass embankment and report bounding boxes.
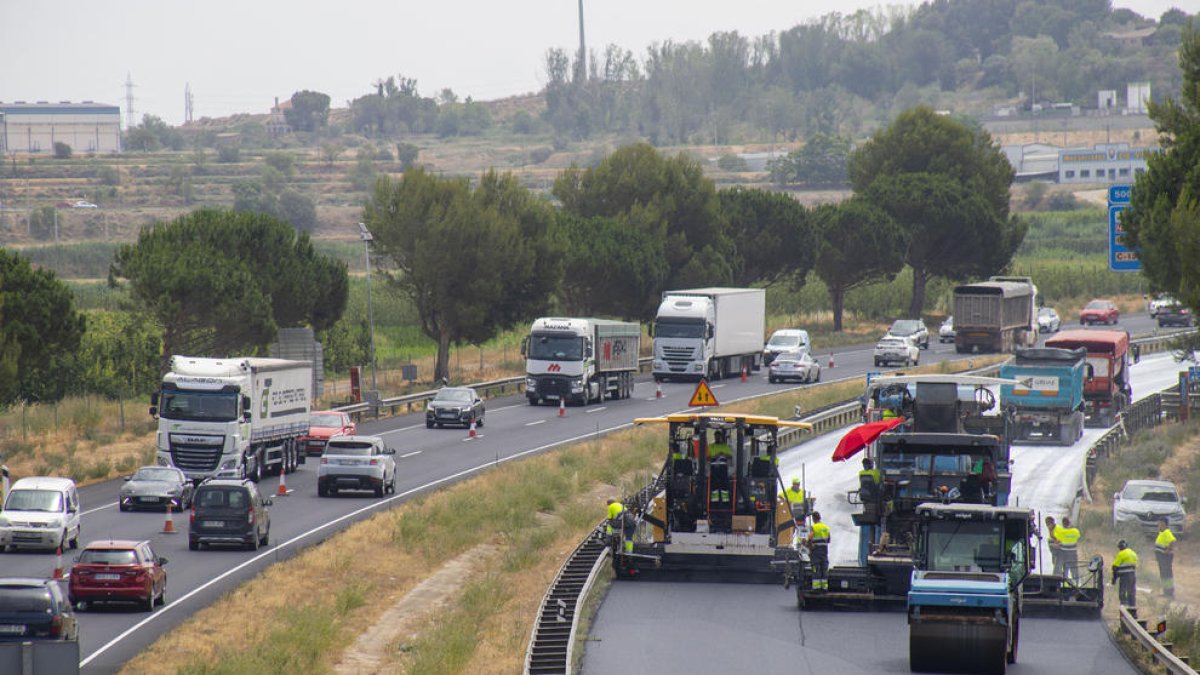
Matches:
[121,355,997,675]
[1076,418,1200,663]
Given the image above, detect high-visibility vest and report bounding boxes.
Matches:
[785,487,805,505]
[859,468,882,484]
[1113,548,1138,574]
[811,521,830,542]
[709,442,733,459]
[1156,528,1177,555]
[607,501,624,521]
[1057,526,1080,550]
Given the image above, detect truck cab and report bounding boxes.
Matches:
[652,295,716,380]
[521,317,639,406]
[1045,330,1131,427]
[652,288,765,382]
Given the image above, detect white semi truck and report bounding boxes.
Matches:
[522,318,641,406]
[151,356,312,483]
[652,287,766,381]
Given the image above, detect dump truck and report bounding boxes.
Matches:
[151,356,312,483]
[609,413,811,579]
[908,502,1033,674]
[953,277,1038,354]
[652,288,765,381]
[1045,330,1131,427]
[521,317,641,406]
[999,347,1088,445]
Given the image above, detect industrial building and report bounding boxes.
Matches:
[1002,142,1155,184]
[0,101,122,154]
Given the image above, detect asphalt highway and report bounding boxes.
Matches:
[0,311,1177,673]
[582,318,1181,675]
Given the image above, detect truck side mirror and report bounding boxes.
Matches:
[242,395,252,421]
[149,406,158,418]
[150,392,159,406]
[707,324,714,339]
[1084,363,1095,382]
[648,324,654,338]
[520,336,528,357]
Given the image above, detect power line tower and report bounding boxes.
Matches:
[124,73,137,128]
[574,0,587,83]
[184,83,194,124]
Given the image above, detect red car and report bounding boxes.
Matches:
[300,410,357,456]
[1080,299,1119,326]
[68,540,167,611]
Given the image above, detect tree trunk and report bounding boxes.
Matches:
[434,330,452,384]
[909,268,929,319]
[831,285,846,332]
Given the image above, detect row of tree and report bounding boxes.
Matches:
[364,107,1022,379]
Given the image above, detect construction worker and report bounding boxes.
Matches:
[859,457,882,485]
[605,498,624,537]
[785,478,806,514]
[708,429,733,460]
[1156,518,1176,599]
[1057,516,1081,581]
[808,511,831,590]
[1112,539,1139,608]
[1045,516,1063,577]
[882,406,899,420]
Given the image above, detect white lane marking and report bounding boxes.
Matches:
[526,420,546,426]
[488,403,525,413]
[462,435,484,442]
[377,423,424,436]
[586,407,607,414]
[400,451,422,458]
[83,503,116,516]
[711,384,726,389]
[645,397,660,401]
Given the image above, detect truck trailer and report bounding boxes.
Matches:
[521,317,641,406]
[1045,330,1131,427]
[999,347,1088,445]
[652,287,765,382]
[152,356,312,483]
[953,277,1037,354]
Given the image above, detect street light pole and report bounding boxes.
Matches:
[357,222,378,394]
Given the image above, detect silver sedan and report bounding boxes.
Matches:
[119,466,194,511]
[768,351,821,384]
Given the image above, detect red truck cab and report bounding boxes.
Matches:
[1045,330,1131,427]
[299,411,357,456]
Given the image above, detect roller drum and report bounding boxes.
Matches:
[910,621,1008,674]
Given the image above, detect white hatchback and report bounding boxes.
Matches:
[874,336,919,367]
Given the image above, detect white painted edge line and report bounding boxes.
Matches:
[586,407,607,414]
[82,503,115,516]
[526,420,546,426]
[400,451,422,458]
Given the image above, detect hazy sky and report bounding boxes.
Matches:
[1,0,1183,126]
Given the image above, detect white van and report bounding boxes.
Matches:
[763,329,811,365]
[0,477,81,551]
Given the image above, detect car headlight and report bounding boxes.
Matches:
[47,518,63,529]
[0,515,9,527]
[525,377,536,390]
[219,459,239,471]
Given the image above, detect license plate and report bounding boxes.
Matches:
[438,412,457,418]
[202,520,224,528]
[95,573,121,581]
[138,496,160,502]
[0,625,24,635]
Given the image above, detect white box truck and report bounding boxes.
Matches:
[151,356,312,483]
[652,288,765,381]
[522,318,641,406]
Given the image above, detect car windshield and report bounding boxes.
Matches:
[78,549,138,565]
[925,521,1007,572]
[133,468,180,483]
[159,390,238,422]
[654,319,706,339]
[0,587,53,612]
[310,414,344,427]
[326,442,376,456]
[768,334,802,348]
[1124,485,1178,502]
[890,320,922,335]
[1038,309,1055,318]
[878,339,904,347]
[527,334,584,361]
[434,389,473,404]
[196,488,248,509]
[3,489,63,513]
[1086,301,1109,310]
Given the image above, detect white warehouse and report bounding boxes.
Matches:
[0,101,122,154]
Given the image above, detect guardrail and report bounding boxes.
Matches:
[1119,605,1197,674]
[332,357,655,418]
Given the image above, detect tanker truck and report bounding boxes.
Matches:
[151,356,312,483]
[522,318,641,406]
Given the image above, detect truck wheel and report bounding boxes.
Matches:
[1008,614,1020,664]
[250,457,262,483]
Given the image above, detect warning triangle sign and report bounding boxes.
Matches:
[688,379,719,407]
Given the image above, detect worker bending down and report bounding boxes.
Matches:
[606,498,633,553]
[808,511,831,590]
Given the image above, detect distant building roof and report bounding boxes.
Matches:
[0,101,120,115]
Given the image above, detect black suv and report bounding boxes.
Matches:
[188,479,271,551]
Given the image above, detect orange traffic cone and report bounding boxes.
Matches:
[558,398,566,418]
[655,381,663,399]
[162,503,177,534]
[741,365,748,382]
[277,464,289,496]
[467,417,477,439]
[828,353,836,368]
[52,547,64,579]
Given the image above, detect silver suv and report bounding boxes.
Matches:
[886,319,929,350]
[318,436,397,498]
[1112,479,1186,537]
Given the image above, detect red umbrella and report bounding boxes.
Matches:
[831,417,906,462]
